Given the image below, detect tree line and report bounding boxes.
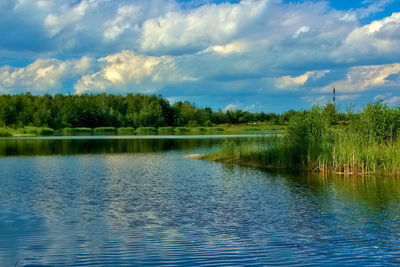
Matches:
[0,93,310,129]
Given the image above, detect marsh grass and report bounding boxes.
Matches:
[191,127,206,132]
[158,127,175,133]
[175,127,190,133]
[17,126,55,136]
[94,127,116,135]
[63,128,93,135]
[206,127,225,132]
[118,127,136,134]
[207,102,400,176]
[136,127,157,133]
[36,128,55,136]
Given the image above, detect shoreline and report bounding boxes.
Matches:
[188,153,400,177]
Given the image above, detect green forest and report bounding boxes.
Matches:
[0,93,296,129]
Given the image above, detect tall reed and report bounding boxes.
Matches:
[208,102,400,176]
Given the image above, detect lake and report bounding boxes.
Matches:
[0,136,400,266]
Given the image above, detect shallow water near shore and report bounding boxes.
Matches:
[0,136,400,266]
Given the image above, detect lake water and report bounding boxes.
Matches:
[0,136,400,266]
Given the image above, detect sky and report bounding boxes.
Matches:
[0,0,400,112]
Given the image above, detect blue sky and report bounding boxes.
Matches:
[0,0,399,112]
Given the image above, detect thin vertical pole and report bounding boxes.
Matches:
[333,87,336,106]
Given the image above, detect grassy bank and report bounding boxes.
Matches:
[204,102,400,176]
[0,124,286,137]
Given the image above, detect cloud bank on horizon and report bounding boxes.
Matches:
[0,0,399,111]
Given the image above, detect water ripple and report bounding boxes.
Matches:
[0,138,399,266]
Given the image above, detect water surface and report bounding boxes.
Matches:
[0,136,400,266]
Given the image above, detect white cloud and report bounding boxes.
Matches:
[140,0,268,54]
[1,0,400,109]
[208,41,248,55]
[0,57,92,94]
[374,93,400,105]
[325,63,400,92]
[302,95,330,105]
[74,50,193,94]
[102,1,178,42]
[334,13,400,62]
[225,103,242,111]
[385,96,400,105]
[103,5,140,41]
[44,0,97,37]
[356,0,393,19]
[336,94,361,101]
[293,26,310,38]
[276,70,329,90]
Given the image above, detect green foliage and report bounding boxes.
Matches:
[175,127,190,132]
[17,126,55,136]
[136,127,157,133]
[0,93,296,129]
[286,106,331,168]
[63,128,93,135]
[36,128,54,136]
[117,127,136,134]
[353,101,400,143]
[94,127,116,135]
[191,127,206,132]
[0,128,12,137]
[210,101,400,175]
[158,127,174,132]
[206,127,225,132]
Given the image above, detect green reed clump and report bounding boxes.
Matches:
[158,127,174,133]
[36,128,54,136]
[326,101,400,175]
[18,126,55,136]
[63,128,93,135]
[136,127,157,133]
[208,101,400,175]
[94,127,116,135]
[191,127,206,132]
[22,126,41,134]
[0,128,12,137]
[175,127,190,133]
[206,127,225,132]
[117,127,136,134]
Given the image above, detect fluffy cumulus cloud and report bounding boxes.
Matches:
[276,70,329,90]
[324,63,400,93]
[140,0,268,54]
[0,57,91,94]
[0,0,400,110]
[75,50,193,94]
[225,103,242,111]
[334,12,400,63]
[44,0,97,37]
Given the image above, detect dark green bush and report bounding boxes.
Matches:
[118,127,135,134]
[158,127,174,132]
[94,127,116,135]
[63,128,93,135]
[136,127,157,132]
[36,128,54,136]
[0,128,12,137]
[175,127,190,132]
